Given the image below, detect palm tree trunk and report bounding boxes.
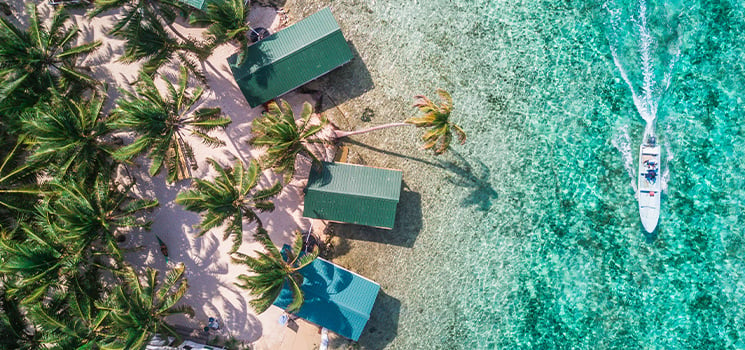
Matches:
[334,122,412,139]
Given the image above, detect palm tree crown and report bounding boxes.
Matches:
[233,229,318,314]
[111,67,231,183]
[119,16,208,79]
[96,263,194,349]
[21,93,114,181]
[175,158,282,253]
[28,277,110,349]
[406,89,466,154]
[0,3,101,118]
[89,0,185,35]
[190,0,251,52]
[44,175,158,259]
[250,100,328,182]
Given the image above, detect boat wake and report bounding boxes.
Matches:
[606,0,681,191]
[612,125,638,194]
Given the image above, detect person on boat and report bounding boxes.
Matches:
[645,168,657,183]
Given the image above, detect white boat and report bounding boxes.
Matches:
[638,135,661,233]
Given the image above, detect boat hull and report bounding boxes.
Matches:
[638,144,661,233]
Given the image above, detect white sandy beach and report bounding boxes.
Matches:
[29,2,342,348]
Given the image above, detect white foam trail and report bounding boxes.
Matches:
[612,125,638,194]
[637,0,657,124]
[610,47,647,121]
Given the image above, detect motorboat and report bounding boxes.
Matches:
[638,135,661,233]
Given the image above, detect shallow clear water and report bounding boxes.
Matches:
[289,0,745,348]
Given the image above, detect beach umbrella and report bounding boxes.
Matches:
[155,234,169,263]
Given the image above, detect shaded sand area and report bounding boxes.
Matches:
[2,1,347,348]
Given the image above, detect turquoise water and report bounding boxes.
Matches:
[291,0,745,348]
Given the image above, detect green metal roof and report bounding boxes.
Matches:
[178,0,206,10]
[303,162,402,229]
[227,7,353,107]
[273,250,380,341]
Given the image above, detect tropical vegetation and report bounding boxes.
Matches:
[175,157,282,253]
[190,0,251,53]
[0,3,101,122]
[334,89,466,154]
[117,17,209,79]
[21,93,114,182]
[233,229,318,314]
[407,89,466,154]
[111,67,231,183]
[250,100,328,182]
[97,263,194,348]
[89,0,208,78]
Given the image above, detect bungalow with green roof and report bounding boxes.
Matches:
[227,7,353,107]
[303,162,403,229]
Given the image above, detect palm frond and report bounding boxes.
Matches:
[406,89,466,155]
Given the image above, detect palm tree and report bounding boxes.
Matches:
[0,135,40,227]
[250,100,328,182]
[334,89,466,154]
[117,16,209,79]
[21,93,114,182]
[189,0,251,53]
[97,263,193,349]
[0,175,157,302]
[175,158,282,253]
[89,0,185,34]
[44,174,158,260]
[407,89,466,154]
[0,216,89,305]
[0,278,44,349]
[111,67,231,183]
[0,3,101,120]
[233,229,318,314]
[28,276,110,349]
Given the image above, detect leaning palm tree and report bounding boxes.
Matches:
[334,89,466,154]
[97,263,193,349]
[21,93,114,182]
[250,100,329,182]
[233,229,318,314]
[175,158,282,253]
[111,67,231,183]
[190,0,251,53]
[0,3,101,119]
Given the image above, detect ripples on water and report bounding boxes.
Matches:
[292,0,745,348]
